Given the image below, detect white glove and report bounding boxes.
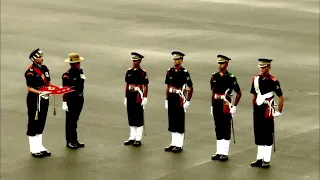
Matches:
[210,106,213,115]
[273,111,281,117]
[141,98,147,108]
[62,102,68,111]
[230,106,237,114]
[165,100,168,109]
[183,101,190,109]
[124,98,127,107]
[39,91,50,99]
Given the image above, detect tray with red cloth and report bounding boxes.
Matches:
[38,84,74,95]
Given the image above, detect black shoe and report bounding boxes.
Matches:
[41,150,51,156]
[133,141,142,147]
[172,146,183,153]
[31,152,45,158]
[251,159,263,167]
[164,145,175,152]
[219,155,229,162]
[76,142,85,148]
[66,142,78,149]
[124,140,135,146]
[261,161,270,168]
[211,154,221,160]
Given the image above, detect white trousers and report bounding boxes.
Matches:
[129,126,143,141]
[28,134,47,153]
[256,145,272,162]
[170,132,184,147]
[215,139,230,155]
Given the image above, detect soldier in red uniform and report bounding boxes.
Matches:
[250,58,284,168]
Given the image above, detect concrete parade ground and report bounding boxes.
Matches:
[1,0,319,179]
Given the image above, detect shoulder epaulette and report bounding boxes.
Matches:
[127,67,132,70]
[227,72,235,77]
[167,68,171,71]
[142,68,147,72]
[269,74,277,81]
[26,64,33,71]
[184,69,188,72]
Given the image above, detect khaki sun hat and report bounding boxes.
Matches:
[64,53,84,63]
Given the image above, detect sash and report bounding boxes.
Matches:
[30,65,49,86]
[254,76,273,106]
[253,76,277,117]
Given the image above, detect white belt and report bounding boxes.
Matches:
[169,88,182,94]
[129,86,140,91]
[214,94,226,100]
[169,87,186,105]
[129,86,144,101]
[256,92,274,106]
[263,92,274,98]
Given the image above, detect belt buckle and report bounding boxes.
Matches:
[215,95,222,99]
